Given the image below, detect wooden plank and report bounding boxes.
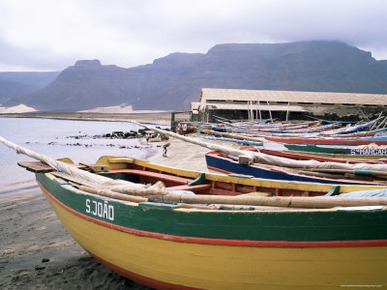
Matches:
[79,163,109,172]
[17,161,53,173]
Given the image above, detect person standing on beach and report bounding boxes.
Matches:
[163,142,170,157]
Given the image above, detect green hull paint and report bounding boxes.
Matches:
[37,172,387,243]
[285,144,387,156]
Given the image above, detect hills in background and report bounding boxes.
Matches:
[3,41,387,112]
[0,72,59,105]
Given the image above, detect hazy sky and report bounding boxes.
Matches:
[1,0,386,71]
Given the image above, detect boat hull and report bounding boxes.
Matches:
[265,136,387,146]
[37,171,387,289]
[284,143,387,158]
[205,151,383,185]
[260,148,387,164]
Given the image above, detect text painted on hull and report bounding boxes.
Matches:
[351,148,387,156]
[86,199,114,221]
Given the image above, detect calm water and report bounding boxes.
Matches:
[0,117,164,193]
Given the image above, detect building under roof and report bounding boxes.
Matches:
[190,88,387,122]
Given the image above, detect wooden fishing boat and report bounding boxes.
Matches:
[283,143,387,158]
[265,135,387,146]
[323,128,387,138]
[19,155,387,198]
[1,137,387,288]
[197,135,263,147]
[267,127,386,139]
[259,122,337,134]
[132,123,387,187]
[206,150,387,185]
[17,157,387,289]
[259,147,387,164]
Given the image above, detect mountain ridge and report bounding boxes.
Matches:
[6,41,387,112]
[0,71,59,105]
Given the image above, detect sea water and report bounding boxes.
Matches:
[0,117,163,194]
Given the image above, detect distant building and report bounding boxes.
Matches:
[190,88,387,122]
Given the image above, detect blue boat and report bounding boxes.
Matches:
[205,150,387,185]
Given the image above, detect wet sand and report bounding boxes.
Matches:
[1,189,139,289]
[0,132,212,289]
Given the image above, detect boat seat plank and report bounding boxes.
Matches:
[17,161,53,173]
[109,169,193,185]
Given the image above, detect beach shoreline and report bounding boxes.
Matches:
[0,117,212,289]
[0,111,174,126]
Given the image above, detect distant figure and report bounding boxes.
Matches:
[182,123,187,135]
[163,142,170,157]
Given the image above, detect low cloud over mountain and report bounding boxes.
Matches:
[6,41,387,112]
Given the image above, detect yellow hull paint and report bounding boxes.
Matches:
[43,189,387,289]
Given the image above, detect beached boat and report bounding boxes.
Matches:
[210,116,386,138]
[283,143,387,158]
[1,137,387,288]
[206,150,387,185]
[265,135,387,146]
[282,144,387,158]
[259,147,387,164]
[130,123,387,186]
[197,135,263,146]
[21,154,387,197]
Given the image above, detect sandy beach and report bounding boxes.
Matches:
[0,127,212,289]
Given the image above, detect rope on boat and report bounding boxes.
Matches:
[198,128,265,142]
[0,136,111,184]
[2,136,387,208]
[80,182,387,208]
[0,136,165,195]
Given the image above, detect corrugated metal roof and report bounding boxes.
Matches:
[199,88,387,106]
[200,103,309,112]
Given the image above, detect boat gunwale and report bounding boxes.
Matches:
[36,172,387,248]
[99,155,387,193]
[205,150,387,186]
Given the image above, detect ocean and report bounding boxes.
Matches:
[0,117,164,194]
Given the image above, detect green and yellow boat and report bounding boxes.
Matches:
[2,137,387,289]
[284,143,387,159]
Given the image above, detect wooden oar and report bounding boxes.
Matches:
[155,193,387,209]
[40,161,387,209]
[198,128,266,142]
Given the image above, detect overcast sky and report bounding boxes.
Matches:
[1,0,386,72]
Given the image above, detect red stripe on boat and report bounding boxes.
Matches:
[207,166,232,174]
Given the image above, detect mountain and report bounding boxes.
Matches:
[7,41,387,112]
[0,72,59,105]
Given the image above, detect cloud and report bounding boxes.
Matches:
[0,0,386,71]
